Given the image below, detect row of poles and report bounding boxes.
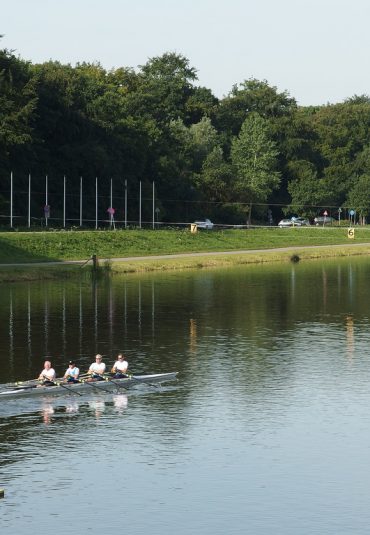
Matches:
[7,277,161,372]
[9,173,157,229]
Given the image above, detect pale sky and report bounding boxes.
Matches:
[2,0,370,106]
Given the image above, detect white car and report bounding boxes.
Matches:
[292,217,311,226]
[278,219,295,227]
[278,217,310,228]
[194,219,214,229]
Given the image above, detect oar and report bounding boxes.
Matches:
[78,373,91,379]
[81,377,112,394]
[90,372,129,391]
[40,374,64,384]
[40,378,83,396]
[15,379,40,387]
[56,382,83,396]
[10,379,82,396]
[102,373,129,391]
[13,376,49,388]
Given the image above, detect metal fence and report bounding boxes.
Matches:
[1,173,162,229]
[0,172,362,229]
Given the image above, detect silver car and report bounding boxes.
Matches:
[278,219,295,227]
[194,218,214,230]
[293,217,311,226]
[314,216,334,226]
[278,217,310,228]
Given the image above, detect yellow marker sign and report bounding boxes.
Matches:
[348,228,355,239]
[190,223,198,234]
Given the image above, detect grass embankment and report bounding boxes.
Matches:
[0,226,370,280]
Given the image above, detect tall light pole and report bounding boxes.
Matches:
[124,179,127,229]
[28,174,31,228]
[10,171,13,228]
[79,176,83,227]
[63,175,66,228]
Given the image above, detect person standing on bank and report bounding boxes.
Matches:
[111,353,128,378]
[63,360,80,383]
[38,360,56,385]
[87,354,106,381]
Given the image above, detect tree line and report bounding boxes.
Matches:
[2,43,370,226]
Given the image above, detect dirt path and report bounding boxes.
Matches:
[1,242,370,267]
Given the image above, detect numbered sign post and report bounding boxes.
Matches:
[348,228,355,239]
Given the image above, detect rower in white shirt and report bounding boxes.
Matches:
[87,354,106,381]
[111,353,128,378]
[38,360,56,386]
[63,360,80,383]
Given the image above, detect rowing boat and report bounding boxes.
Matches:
[0,372,178,399]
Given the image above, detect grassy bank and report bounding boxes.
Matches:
[1,226,370,263]
[108,244,370,274]
[0,227,370,281]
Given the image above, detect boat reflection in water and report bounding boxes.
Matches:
[65,401,79,414]
[113,394,128,413]
[88,400,106,419]
[41,402,55,425]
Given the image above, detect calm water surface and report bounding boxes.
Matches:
[1,258,370,534]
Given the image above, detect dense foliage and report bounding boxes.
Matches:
[1,44,370,225]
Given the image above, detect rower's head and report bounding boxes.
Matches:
[44,360,52,369]
[117,353,124,360]
[69,360,75,367]
[95,354,103,361]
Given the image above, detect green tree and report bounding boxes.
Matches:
[0,46,37,214]
[127,52,198,126]
[185,86,218,124]
[231,113,281,206]
[310,102,370,205]
[352,145,370,175]
[287,161,328,217]
[0,47,36,165]
[188,116,219,171]
[214,78,296,137]
[193,146,233,202]
[346,174,370,224]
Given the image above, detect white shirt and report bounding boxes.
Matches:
[89,362,106,375]
[113,360,128,373]
[40,368,56,381]
[64,366,80,378]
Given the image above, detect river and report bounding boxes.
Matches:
[1,257,370,534]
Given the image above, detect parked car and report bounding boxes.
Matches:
[278,217,311,228]
[314,216,335,226]
[193,218,214,229]
[278,219,295,227]
[292,217,311,226]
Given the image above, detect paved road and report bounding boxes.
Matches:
[1,242,370,267]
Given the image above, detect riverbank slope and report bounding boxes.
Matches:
[0,227,370,281]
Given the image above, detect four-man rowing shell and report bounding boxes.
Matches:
[0,372,178,399]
